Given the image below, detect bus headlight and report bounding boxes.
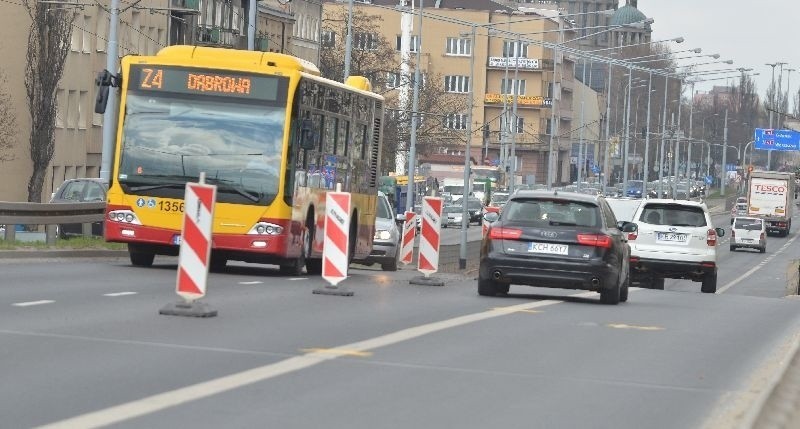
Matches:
[249,222,283,235]
[107,210,142,225]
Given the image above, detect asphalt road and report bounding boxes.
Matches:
[2,241,800,428]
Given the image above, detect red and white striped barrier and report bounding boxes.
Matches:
[160,175,218,318]
[400,211,416,265]
[417,197,442,278]
[175,181,216,301]
[482,206,501,237]
[315,190,353,296]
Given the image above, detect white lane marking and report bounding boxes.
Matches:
[238,281,262,285]
[717,233,799,294]
[103,292,137,297]
[37,291,601,429]
[289,278,308,281]
[12,300,55,307]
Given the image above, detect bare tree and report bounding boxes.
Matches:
[0,69,17,162]
[24,1,73,202]
[320,5,468,175]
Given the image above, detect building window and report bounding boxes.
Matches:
[70,15,81,52]
[386,72,401,89]
[444,114,468,130]
[445,37,471,56]
[78,91,88,130]
[395,35,419,52]
[82,15,91,53]
[56,89,66,129]
[502,41,527,58]
[444,75,470,93]
[322,30,336,47]
[67,90,78,129]
[514,117,524,133]
[96,9,107,51]
[355,32,379,50]
[501,79,526,96]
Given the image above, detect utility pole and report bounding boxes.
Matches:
[603,63,612,190]
[643,70,652,192]
[459,23,475,270]
[99,0,120,182]
[405,0,423,212]
[721,108,728,195]
[765,63,778,170]
[658,76,669,197]
[622,66,632,196]
[248,0,256,50]
[509,33,520,194]
[343,0,355,80]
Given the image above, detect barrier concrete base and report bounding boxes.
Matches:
[159,300,218,317]
[409,275,445,286]
[312,285,354,296]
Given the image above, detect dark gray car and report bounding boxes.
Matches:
[49,178,108,238]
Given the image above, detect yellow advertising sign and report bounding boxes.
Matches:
[484,94,552,107]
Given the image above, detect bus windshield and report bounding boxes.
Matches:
[118,92,287,205]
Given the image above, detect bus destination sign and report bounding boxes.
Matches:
[130,65,279,101]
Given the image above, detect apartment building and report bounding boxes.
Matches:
[0,0,321,202]
[323,0,592,185]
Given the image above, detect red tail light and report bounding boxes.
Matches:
[706,229,717,247]
[760,232,765,240]
[627,231,638,241]
[730,229,735,238]
[489,227,523,240]
[630,256,640,264]
[577,233,613,248]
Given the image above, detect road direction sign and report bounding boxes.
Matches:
[754,128,800,151]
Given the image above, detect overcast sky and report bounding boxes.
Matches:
[641,0,798,104]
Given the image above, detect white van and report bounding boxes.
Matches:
[730,217,766,253]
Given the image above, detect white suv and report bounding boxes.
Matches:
[629,199,725,293]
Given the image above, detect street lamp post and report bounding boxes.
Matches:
[405,0,424,212]
[658,76,669,196]
[622,66,633,196]
[721,108,729,195]
[643,70,653,189]
[459,23,476,270]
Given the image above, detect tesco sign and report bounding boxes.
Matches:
[755,184,786,193]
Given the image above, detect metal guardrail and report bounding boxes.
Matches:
[0,201,105,244]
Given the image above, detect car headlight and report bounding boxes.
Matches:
[374,229,391,240]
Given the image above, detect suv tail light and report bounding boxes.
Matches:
[706,228,717,247]
[730,229,735,239]
[489,227,523,240]
[760,232,765,241]
[577,233,612,248]
[627,230,638,241]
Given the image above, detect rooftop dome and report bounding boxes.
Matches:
[610,1,651,31]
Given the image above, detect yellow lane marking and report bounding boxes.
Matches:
[607,323,664,331]
[300,348,373,358]
[491,307,541,314]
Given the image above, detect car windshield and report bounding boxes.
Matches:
[444,206,463,214]
[639,203,708,227]
[734,218,763,230]
[377,196,393,220]
[503,198,600,227]
[467,199,482,210]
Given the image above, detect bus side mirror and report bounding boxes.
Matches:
[94,70,121,114]
[300,119,315,150]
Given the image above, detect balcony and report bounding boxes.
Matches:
[196,26,242,48]
[171,0,200,14]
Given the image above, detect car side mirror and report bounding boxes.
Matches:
[715,227,726,237]
[620,222,638,233]
[299,118,315,150]
[483,212,499,223]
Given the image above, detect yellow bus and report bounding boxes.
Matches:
[96,45,384,275]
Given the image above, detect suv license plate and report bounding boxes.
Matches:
[528,242,569,255]
[656,232,688,243]
[172,234,182,245]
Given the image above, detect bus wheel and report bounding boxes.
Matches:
[279,226,307,276]
[128,245,154,267]
[305,219,322,275]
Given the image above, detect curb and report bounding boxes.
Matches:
[0,249,127,259]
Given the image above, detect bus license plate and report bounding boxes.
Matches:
[172,235,182,245]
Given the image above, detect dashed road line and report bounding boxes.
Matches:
[238,281,263,285]
[717,233,799,294]
[36,292,601,429]
[12,300,55,307]
[103,292,137,297]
